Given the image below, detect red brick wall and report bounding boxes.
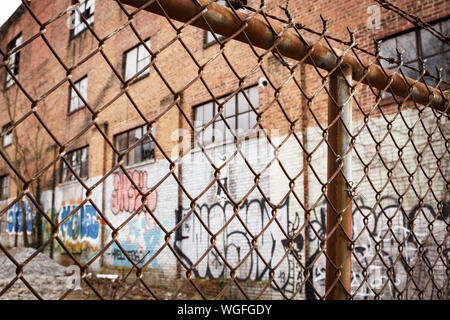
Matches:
[0,0,446,196]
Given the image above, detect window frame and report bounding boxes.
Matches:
[0,175,9,200]
[378,16,449,101]
[69,0,96,40]
[68,75,88,115]
[2,123,13,148]
[123,39,151,83]
[5,34,22,89]
[192,85,259,146]
[113,125,155,167]
[60,146,89,183]
[203,0,247,48]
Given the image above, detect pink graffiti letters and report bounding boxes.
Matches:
[111,170,157,215]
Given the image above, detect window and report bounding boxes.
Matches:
[380,18,449,90]
[60,146,89,183]
[70,0,95,38]
[69,76,88,113]
[193,86,258,145]
[204,0,227,46]
[114,125,155,166]
[204,0,247,46]
[5,34,22,88]
[0,175,9,200]
[2,123,12,147]
[124,40,151,82]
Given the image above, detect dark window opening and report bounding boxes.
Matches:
[5,34,22,88]
[60,146,89,183]
[124,39,151,82]
[379,17,449,99]
[114,125,155,166]
[0,175,9,200]
[193,86,259,145]
[69,76,88,113]
[70,0,95,38]
[2,123,13,147]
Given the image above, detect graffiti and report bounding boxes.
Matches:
[174,198,293,289]
[216,178,228,206]
[280,210,305,295]
[304,196,450,300]
[111,170,157,215]
[173,190,448,299]
[58,199,100,255]
[106,169,162,268]
[6,201,34,236]
[109,214,163,268]
[111,248,144,263]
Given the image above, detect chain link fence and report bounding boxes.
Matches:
[0,0,448,300]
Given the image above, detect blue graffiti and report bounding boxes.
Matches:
[59,204,99,241]
[6,202,34,235]
[110,217,163,268]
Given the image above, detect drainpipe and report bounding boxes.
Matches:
[176,94,184,279]
[50,145,57,259]
[100,121,109,268]
[300,64,310,270]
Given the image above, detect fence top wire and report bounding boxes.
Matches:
[117,0,449,113]
[373,0,450,44]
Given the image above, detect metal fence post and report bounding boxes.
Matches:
[325,64,353,300]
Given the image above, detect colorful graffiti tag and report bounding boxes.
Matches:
[108,170,161,267]
[111,170,157,214]
[6,201,34,236]
[58,199,100,256]
[110,214,163,268]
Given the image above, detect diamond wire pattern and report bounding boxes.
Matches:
[0,0,448,300]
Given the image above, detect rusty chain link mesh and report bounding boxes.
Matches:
[0,0,448,300]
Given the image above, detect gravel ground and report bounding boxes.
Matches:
[0,247,188,300]
[0,247,71,300]
[0,248,222,300]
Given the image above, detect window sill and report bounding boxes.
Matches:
[67,105,87,116]
[125,72,150,86]
[191,132,260,153]
[58,177,89,187]
[114,158,156,172]
[69,23,95,42]
[379,96,396,107]
[4,81,17,91]
[203,40,219,49]
[203,36,226,49]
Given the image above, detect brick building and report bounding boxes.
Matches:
[0,0,448,299]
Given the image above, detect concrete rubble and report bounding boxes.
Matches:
[0,247,72,300]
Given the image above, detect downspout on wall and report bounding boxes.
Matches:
[300,64,310,269]
[49,145,57,259]
[100,121,109,268]
[176,93,184,279]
